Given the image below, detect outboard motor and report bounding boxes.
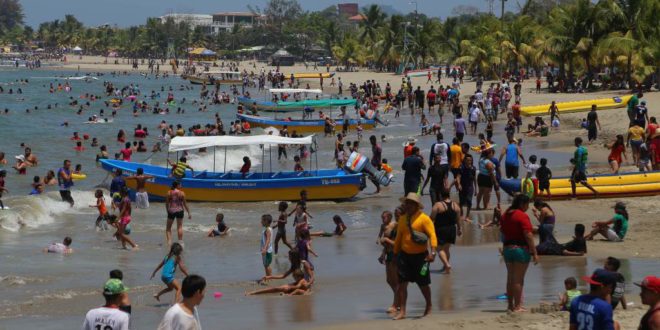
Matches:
[344,151,392,186]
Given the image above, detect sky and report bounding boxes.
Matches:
[19,0,520,27]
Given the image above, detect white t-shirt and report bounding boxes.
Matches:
[469,107,481,122]
[158,303,201,330]
[475,91,484,102]
[82,307,130,330]
[525,163,541,178]
[432,142,450,165]
[48,242,69,253]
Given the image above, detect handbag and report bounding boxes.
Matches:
[406,215,428,245]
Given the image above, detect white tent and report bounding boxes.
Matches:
[72,46,83,52]
[169,135,314,152]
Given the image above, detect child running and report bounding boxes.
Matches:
[151,242,189,304]
[90,189,109,230]
[273,202,293,254]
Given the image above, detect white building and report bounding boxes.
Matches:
[210,12,261,33]
[159,14,214,33]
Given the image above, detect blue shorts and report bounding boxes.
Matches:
[502,246,531,263]
[161,276,174,285]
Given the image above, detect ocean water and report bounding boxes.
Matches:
[0,69,654,329]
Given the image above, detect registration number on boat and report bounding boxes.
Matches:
[321,179,340,185]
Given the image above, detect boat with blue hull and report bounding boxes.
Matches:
[99,135,365,202]
[236,113,376,133]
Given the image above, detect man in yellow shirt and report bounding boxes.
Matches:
[449,137,464,180]
[627,122,646,166]
[392,193,438,320]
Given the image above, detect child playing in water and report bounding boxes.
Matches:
[90,189,109,230]
[311,215,347,237]
[0,170,8,209]
[207,213,229,237]
[558,277,581,310]
[260,214,274,279]
[151,242,188,304]
[246,269,310,296]
[29,176,44,195]
[479,205,502,229]
[44,236,73,254]
[273,202,293,254]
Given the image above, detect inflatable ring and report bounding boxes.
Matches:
[71,173,87,180]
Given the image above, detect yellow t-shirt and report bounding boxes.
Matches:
[629,126,645,141]
[393,211,438,254]
[450,145,464,169]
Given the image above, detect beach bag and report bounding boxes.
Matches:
[407,216,428,245]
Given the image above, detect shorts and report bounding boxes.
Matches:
[470,120,478,127]
[459,190,473,207]
[538,181,550,191]
[168,210,184,220]
[477,174,493,188]
[404,180,421,196]
[135,191,149,209]
[588,126,598,140]
[262,252,273,267]
[161,275,175,285]
[456,132,464,142]
[397,252,430,286]
[606,229,622,242]
[120,216,131,226]
[59,190,74,204]
[502,246,531,263]
[572,170,587,183]
[515,116,522,126]
[630,140,643,149]
[505,164,519,179]
[450,167,461,178]
[436,225,457,245]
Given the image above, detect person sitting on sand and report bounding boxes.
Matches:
[537,224,587,256]
[207,213,229,237]
[44,236,73,254]
[247,269,310,296]
[585,202,628,242]
[261,249,315,285]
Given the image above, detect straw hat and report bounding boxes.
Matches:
[402,137,418,147]
[399,192,424,209]
[15,155,25,162]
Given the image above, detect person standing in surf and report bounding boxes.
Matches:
[57,159,75,206]
[125,168,154,209]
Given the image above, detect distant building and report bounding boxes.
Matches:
[159,14,213,34]
[337,3,359,17]
[211,12,261,33]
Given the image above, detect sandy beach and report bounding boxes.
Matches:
[0,55,657,329]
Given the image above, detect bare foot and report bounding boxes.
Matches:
[513,306,528,313]
[386,306,397,314]
[443,266,452,274]
[153,294,160,302]
[392,312,406,320]
[423,305,432,317]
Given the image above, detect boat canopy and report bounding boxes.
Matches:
[169,135,314,152]
[269,88,323,94]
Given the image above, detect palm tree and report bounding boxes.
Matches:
[373,15,403,71]
[332,34,365,67]
[359,4,386,44]
[609,0,655,86]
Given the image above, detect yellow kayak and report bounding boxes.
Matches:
[520,95,632,116]
[291,73,335,79]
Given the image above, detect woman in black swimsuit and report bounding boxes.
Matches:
[430,190,461,274]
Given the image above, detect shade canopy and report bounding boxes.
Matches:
[169,135,314,152]
[269,88,323,94]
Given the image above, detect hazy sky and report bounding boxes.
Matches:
[19,0,519,27]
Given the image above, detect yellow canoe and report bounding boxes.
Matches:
[291,73,335,79]
[520,95,632,116]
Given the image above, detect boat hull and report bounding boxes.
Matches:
[499,171,660,200]
[520,95,632,116]
[184,75,241,85]
[292,73,335,79]
[237,96,356,112]
[100,160,362,202]
[237,114,376,133]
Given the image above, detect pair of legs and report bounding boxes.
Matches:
[437,243,452,274]
[394,282,431,320]
[116,223,137,249]
[154,279,181,304]
[385,259,400,313]
[476,186,492,210]
[246,283,305,296]
[505,261,530,312]
[273,231,293,254]
[166,216,184,246]
[570,171,597,197]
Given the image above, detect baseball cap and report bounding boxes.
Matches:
[635,276,660,294]
[582,269,617,286]
[103,279,128,295]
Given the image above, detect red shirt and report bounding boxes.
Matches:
[608,144,625,164]
[512,104,521,118]
[500,209,533,244]
[240,163,250,174]
[403,145,414,158]
[650,138,660,163]
[647,123,657,138]
[120,148,132,162]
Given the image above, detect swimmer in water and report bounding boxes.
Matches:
[44,236,73,254]
[310,215,347,237]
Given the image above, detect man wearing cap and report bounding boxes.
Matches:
[402,146,426,195]
[569,269,619,330]
[82,279,130,330]
[392,193,437,320]
[637,276,660,330]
